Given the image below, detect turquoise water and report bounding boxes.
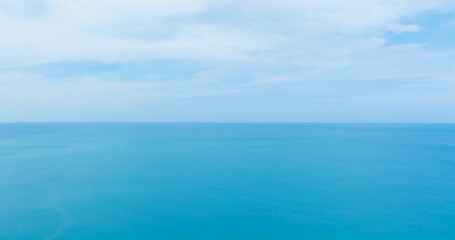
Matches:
[1,123,454,239]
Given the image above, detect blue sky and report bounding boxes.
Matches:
[0,0,454,122]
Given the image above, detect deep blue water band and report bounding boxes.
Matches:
[1,124,454,239]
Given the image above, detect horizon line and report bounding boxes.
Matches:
[1,121,454,124]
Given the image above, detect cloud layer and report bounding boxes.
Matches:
[1,0,454,122]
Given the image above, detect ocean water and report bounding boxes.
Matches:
[0,123,454,239]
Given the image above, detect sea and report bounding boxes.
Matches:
[0,123,454,239]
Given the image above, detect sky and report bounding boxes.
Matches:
[0,0,454,122]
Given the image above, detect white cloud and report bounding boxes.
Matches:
[1,0,455,121]
[387,23,423,33]
[0,72,157,107]
[0,0,450,67]
[0,69,245,121]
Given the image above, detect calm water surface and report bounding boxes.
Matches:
[0,124,454,239]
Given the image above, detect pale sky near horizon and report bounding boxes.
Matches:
[0,0,455,122]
